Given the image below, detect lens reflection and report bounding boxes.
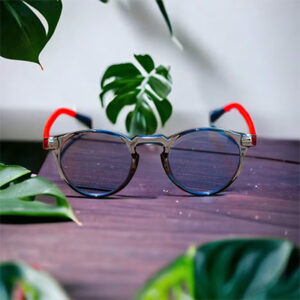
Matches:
[168,130,240,194]
[60,132,132,196]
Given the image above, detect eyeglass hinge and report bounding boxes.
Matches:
[241,134,254,147]
[43,136,58,150]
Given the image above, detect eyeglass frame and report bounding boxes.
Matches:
[43,103,257,198]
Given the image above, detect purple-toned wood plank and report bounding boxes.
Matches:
[1,138,299,300]
[247,138,300,162]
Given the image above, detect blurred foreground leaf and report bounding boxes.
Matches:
[0,163,81,225]
[155,0,173,36]
[0,0,62,67]
[100,54,172,136]
[0,262,69,300]
[98,0,173,33]
[137,238,300,299]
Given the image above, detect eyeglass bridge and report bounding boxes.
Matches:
[122,135,175,154]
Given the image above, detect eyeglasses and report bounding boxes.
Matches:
[43,103,256,198]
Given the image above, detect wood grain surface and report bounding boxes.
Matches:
[1,138,299,300]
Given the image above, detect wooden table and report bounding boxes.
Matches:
[1,138,299,299]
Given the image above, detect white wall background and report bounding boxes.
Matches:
[0,0,299,141]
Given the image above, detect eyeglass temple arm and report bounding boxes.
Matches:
[210,102,256,145]
[43,108,92,149]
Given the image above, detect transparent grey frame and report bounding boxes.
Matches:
[44,127,256,198]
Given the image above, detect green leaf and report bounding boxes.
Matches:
[106,90,139,124]
[0,163,30,188]
[99,0,175,41]
[125,111,134,133]
[100,77,143,107]
[155,0,173,36]
[0,0,62,66]
[130,108,146,136]
[0,262,70,300]
[155,65,172,83]
[136,239,300,300]
[136,246,196,300]
[127,102,158,136]
[134,54,155,73]
[101,63,141,88]
[99,54,173,136]
[145,90,172,126]
[154,1,183,49]
[138,101,158,135]
[148,74,172,99]
[0,163,81,225]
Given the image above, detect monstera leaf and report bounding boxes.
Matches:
[0,262,69,300]
[100,54,173,136]
[0,163,81,225]
[0,0,62,66]
[137,238,300,299]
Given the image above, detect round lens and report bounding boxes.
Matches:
[168,130,240,194]
[60,132,132,196]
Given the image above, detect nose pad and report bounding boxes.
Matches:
[130,152,139,176]
[53,152,67,181]
[160,152,171,175]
